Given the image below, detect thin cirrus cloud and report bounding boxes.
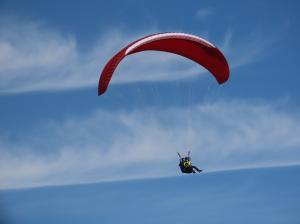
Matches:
[0,18,270,94]
[221,29,276,69]
[0,100,299,189]
[195,8,214,19]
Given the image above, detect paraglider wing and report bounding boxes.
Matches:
[98,32,229,95]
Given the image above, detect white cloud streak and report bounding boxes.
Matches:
[195,8,214,19]
[221,29,273,69]
[1,100,300,189]
[0,18,271,94]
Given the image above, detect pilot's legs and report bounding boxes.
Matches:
[192,166,202,173]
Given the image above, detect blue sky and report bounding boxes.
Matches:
[0,0,300,189]
[1,166,300,224]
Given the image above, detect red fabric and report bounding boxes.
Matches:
[98,33,229,95]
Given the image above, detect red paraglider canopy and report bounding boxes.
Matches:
[98,32,229,95]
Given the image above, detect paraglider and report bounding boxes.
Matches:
[178,151,202,174]
[98,32,230,95]
[97,32,230,175]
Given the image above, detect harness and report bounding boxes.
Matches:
[183,160,192,168]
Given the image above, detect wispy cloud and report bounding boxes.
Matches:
[220,28,276,70]
[195,8,214,20]
[0,20,123,93]
[1,99,300,189]
[0,18,273,94]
